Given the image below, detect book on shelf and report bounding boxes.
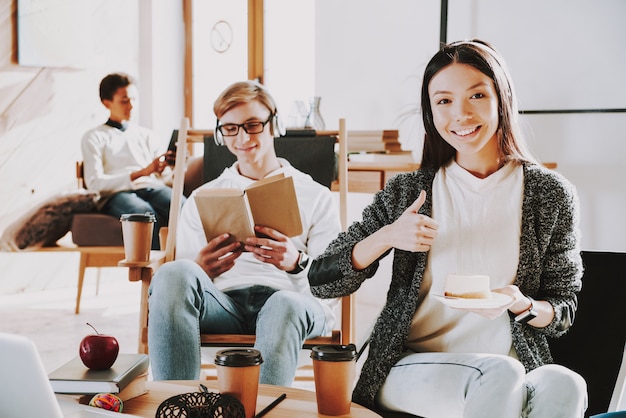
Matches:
[348,129,399,138]
[348,151,416,164]
[347,143,404,153]
[348,130,401,153]
[49,353,149,395]
[194,173,302,245]
[384,142,403,152]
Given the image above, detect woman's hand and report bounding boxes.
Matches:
[382,190,439,253]
[459,285,543,322]
[351,190,438,270]
[244,225,300,272]
[195,233,243,279]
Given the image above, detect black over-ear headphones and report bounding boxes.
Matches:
[214,113,285,146]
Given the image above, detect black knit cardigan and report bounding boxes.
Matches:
[308,162,583,409]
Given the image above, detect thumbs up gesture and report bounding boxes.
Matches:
[350,190,440,270]
[385,190,439,252]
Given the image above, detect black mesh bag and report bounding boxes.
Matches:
[155,391,245,418]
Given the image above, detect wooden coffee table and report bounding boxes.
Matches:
[121,380,381,417]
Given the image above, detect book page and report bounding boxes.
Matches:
[245,175,303,237]
[248,172,284,186]
[194,188,255,244]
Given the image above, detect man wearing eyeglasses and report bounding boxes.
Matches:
[147,81,341,386]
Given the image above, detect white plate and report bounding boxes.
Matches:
[432,292,513,309]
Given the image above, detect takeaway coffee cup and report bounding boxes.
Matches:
[120,213,156,262]
[214,349,264,418]
[311,344,357,415]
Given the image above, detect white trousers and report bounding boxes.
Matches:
[375,352,587,418]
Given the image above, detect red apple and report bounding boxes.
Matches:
[79,323,119,370]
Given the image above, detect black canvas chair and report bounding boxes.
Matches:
[198,128,352,350]
[549,251,626,417]
[202,131,337,188]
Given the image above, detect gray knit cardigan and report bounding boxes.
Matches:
[308,162,583,409]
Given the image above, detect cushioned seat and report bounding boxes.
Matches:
[71,213,123,246]
[68,156,204,313]
[71,155,204,247]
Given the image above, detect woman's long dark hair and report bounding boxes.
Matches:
[420,39,536,169]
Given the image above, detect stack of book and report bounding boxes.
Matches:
[49,353,149,402]
[348,130,402,153]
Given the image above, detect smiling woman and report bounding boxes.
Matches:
[428,63,501,178]
[308,40,586,417]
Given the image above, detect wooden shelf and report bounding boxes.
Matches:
[337,153,557,194]
[338,152,419,193]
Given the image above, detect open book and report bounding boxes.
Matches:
[195,173,303,245]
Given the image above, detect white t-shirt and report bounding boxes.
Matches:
[176,158,342,329]
[407,161,523,356]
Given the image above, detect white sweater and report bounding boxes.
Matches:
[407,161,524,355]
[176,158,342,329]
[81,123,169,194]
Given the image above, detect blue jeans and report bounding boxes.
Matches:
[147,259,327,385]
[102,186,182,249]
[376,351,588,417]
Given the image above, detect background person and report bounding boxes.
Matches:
[81,72,178,249]
[308,40,587,417]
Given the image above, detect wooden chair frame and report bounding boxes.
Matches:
[122,118,353,355]
[35,161,125,314]
[39,245,126,314]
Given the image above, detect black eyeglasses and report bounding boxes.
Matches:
[217,115,273,137]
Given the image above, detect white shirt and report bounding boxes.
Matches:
[176,158,341,329]
[81,123,169,194]
[407,161,523,355]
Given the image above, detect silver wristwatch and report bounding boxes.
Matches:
[514,296,538,324]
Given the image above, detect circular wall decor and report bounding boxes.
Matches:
[210,20,233,53]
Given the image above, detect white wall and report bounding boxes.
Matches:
[138,0,185,141]
[448,0,626,111]
[521,113,626,252]
[316,0,626,252]
[315,0,440,150]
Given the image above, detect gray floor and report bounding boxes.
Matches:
[0,268,143,375]
[0,268,325,391]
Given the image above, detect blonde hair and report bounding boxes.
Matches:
[214,80,278,126]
